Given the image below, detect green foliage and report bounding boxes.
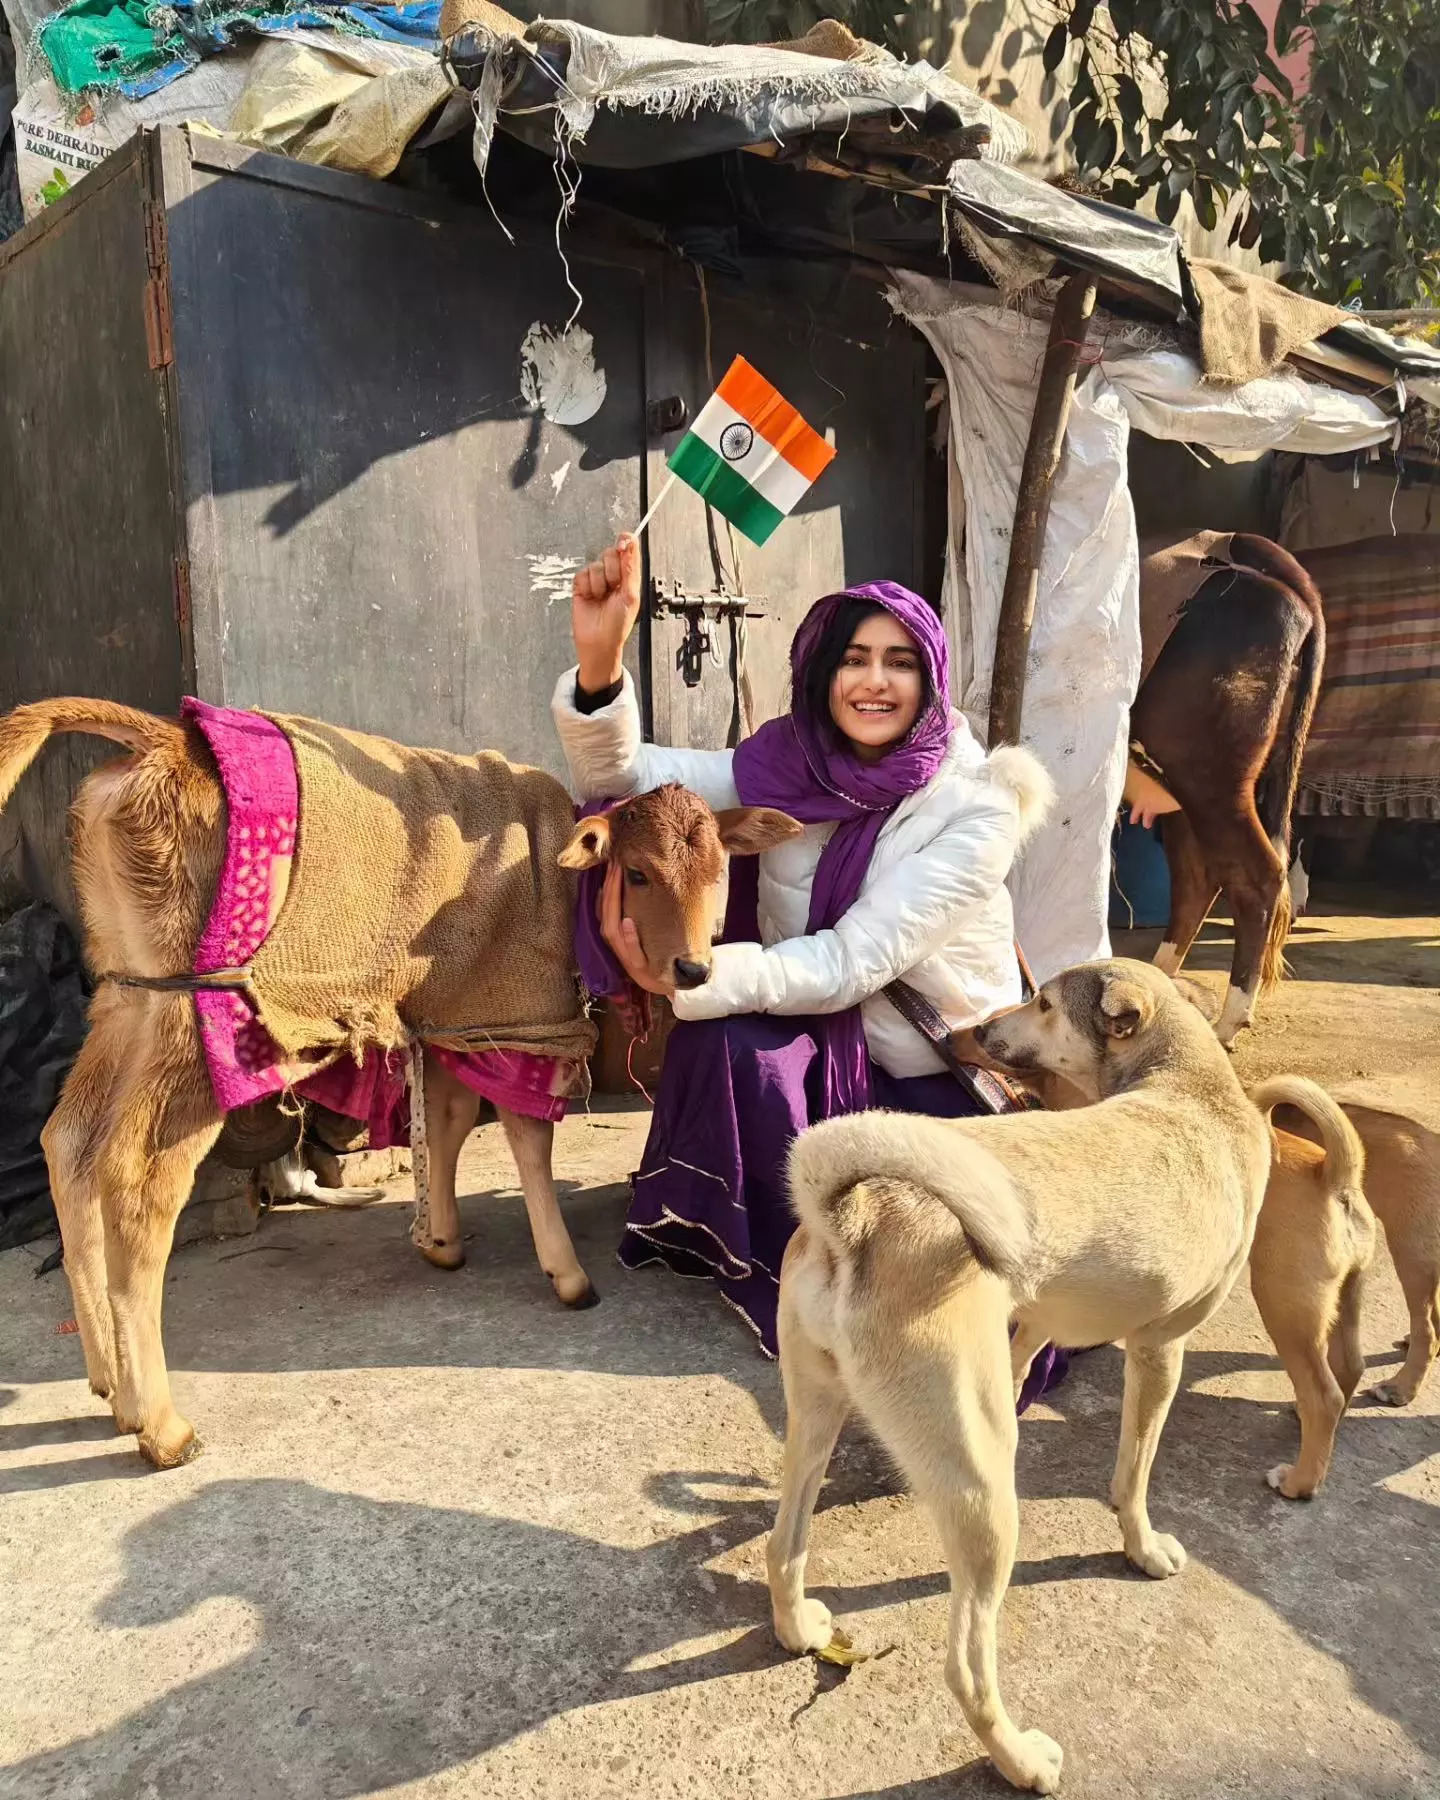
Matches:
[1052,0,1440,307]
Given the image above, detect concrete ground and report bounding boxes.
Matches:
[2,887,1438,1800]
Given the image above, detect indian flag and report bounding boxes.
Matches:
[666,356,836,546]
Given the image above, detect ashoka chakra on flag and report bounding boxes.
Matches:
[665,356,837,546]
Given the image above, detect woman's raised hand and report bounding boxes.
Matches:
[572,533,642,693]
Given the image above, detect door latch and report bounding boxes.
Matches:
[648,580,766,689]
[646,394,689,435]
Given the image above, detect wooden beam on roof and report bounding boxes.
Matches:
[988,271,1099,749]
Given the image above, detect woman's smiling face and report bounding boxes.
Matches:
[828,609,925,761]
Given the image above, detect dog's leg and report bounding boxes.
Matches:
[1112,1339,1188,1576]
[41,1018,124,1405]
[1009,1319,1048,1403]
[497,1108,595,1308]
[416,1055,481,1270]
[934,1488,1062,1793]
[1370,1262,1440,1407]
[767,1319,848,1656]
[1326,1270,1366,1407]
[1267,1334,1344,1500]
[102,1033,222,1469]
[880,1299,1062,1794]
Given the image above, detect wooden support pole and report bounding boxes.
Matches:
[987,273,1099,748]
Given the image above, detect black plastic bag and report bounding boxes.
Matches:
[0,903,91,1249]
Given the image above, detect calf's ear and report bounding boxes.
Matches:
[558,814,613,870]
[714,806,805,856]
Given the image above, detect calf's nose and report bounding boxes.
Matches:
[672,957,713,989]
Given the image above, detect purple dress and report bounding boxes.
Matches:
[579,581,1067,1413]
[619,1012,1067,1412]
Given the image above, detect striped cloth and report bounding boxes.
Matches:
[1296,534,1440,819]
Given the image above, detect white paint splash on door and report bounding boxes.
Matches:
[549,459,572,495]
[525,553,581,604]
[519,323,606,426]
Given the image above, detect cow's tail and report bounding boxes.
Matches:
[1228,538,1325,990]
[1230,536,1326,859]
[0,699,181,812]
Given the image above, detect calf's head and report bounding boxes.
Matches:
[559,783,802,989]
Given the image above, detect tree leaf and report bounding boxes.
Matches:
[1115,73,1143,127]
[1091,117,1119,173]
[1273,0,1305,57]
[1068,0,1098,40]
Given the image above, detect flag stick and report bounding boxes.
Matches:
[633,471,678,539]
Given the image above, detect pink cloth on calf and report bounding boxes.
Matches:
[299,1045,566,1148]
[182,698,570,1127]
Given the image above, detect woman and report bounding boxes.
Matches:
[556,535,1059,1390]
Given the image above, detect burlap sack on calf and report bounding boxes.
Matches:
[248,716,595,1071]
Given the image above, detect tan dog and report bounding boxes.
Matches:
[967,990,1432,1487]
[1248,1083,1373,1499]
[1275,1099,1440,1410]
[961,997,1383,1498]
[769,960,1275,1794]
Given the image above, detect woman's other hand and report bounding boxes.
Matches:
[573,533,642,693]
[600,862,675,997]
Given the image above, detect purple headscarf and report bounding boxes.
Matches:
[733,580,952,932]
[731,580,953,1108]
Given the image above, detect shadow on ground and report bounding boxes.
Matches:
[4,1164,1438,1799]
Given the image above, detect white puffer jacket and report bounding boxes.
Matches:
[552,670,1054,1078]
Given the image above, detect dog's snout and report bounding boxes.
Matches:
[672,957,712,990]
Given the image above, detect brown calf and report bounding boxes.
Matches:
[1133,534,1325,1045]
[0,701,799,1469]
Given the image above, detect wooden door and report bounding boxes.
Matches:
[641,257,929,751]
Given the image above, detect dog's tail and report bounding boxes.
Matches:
[0,699,181,812]
[788,1112,1032,1282]
[1252,1075,1365,1197]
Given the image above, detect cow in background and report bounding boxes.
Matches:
[1131,533,1325,1045]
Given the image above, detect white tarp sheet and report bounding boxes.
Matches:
[889,273,1399,981]
[544,20,1029,163]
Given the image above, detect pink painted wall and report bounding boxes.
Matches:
[1250,0,1313,97]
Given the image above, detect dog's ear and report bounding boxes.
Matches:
[558,814,613,870]
[1171,974,1221,1024]
[1096,972,1155,1041]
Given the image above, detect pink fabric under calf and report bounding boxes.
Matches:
[182,698,570,1129]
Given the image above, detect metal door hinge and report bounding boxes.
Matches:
[142,197,168,277]
[142,198,173,369]
[648,579,765,688]
[143,275,173,369]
